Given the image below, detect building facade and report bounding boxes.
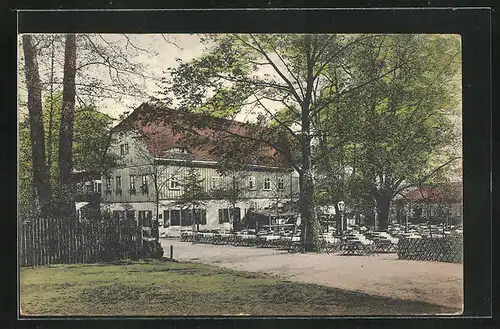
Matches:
[101,103,300,236]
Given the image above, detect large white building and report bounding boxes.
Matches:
[102,103,299,236]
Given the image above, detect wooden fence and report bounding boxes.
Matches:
[397,236,463,263]
[19,216,144,267]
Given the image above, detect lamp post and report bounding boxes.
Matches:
[338,201,345,237]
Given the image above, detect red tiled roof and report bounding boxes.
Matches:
[403,183,462,203]
[113,103,288,168]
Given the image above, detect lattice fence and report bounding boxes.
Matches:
[397,236,463,263]
[19,216,144,267]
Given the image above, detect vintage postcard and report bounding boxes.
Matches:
[18,31,464,317]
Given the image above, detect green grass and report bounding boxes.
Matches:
[20,260,459,316]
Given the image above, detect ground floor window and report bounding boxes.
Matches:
[112,210,125,221]
[138,210,152,227]
[126,210,135,221]
[194,209,207,225]
[164,208,207,227]
[219,207,241,224]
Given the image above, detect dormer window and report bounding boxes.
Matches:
[166,147,188,154]
[169,174,181,190]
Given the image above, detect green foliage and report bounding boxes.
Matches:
[162,33,461,237]
[18,92,117,213]
[313,34,461,226]
[18,120,36,217]
[175,167,208,210]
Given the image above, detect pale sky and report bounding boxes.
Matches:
[18,33,279,124]
[98,34,206,118]
[18,34,208,121]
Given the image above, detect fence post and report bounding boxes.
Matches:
[170,245,173,260]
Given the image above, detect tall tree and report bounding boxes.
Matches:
[21,35,52,214]
[175,167,208,241]
[329,34,461,230]
[58,34,77,206]
[18,95,117,216]
[162,33,406,251]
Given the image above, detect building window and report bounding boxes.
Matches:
[211,176,219,189]
[94,181,102,193]
[181,209,193,226]
[194,209,207,225]
[126,210,135,221]
[138,210,152,227]
[277,178,284,190]
[248,176,256,190]
[129,175,136,194]
[169,209,181,226]
[166,209,206,227]
[115,176,122,194]
[105,177,112,194]
[218,208,241,224]
[170,174,180,190]
[264,177,271,190]
[141,174,149,194]
[112,210,125,221]
[120,143,129,156]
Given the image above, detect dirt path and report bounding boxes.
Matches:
[160,239,463,311]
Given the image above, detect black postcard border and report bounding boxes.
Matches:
[4,7,493,329]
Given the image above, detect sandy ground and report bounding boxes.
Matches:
[160,239,463,310]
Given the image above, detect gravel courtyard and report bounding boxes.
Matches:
[160,239,463,311]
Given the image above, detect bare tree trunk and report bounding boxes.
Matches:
[298,35,320,252]
[22,35,52,215]
[299,169,319,252]
[58,34,77,216]
[47,36,56,174]
[376,191,391,231]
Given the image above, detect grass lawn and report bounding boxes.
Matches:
[20,260,459,316]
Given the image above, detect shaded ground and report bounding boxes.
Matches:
[160,239,463,311]
[20,261,458,316]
